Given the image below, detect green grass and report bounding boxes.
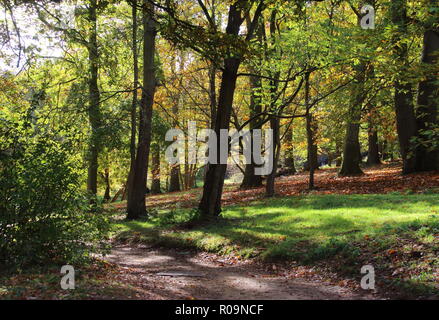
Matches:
[112,193,439,296]
[114,194,439,256]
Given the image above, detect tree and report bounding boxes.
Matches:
[198,1,264,217]
[415,0,438,171]
[241,16,264,189]
[127,0,157,220]
[283,122,297,174]
[390,0,418,174]
[127,0,140,199]
[366,91,381,166]
[168,51,184,192]
[339,4,367,176]
[86,0,103,196]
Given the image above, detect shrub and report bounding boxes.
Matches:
[0,116,109,270]
[154,208,201,227]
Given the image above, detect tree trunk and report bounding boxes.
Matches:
[339,5,370,176]
[265,116,280,197]
[103,168,111,202]
[198,57,240,216]
[265,10,281,197]
[150,143,161,194]
[339,115,363,175]
[198,4,243,218]
[303,107,318,172]
[127,1,157,220]
[306,115,317,188]
[111,185,124,203]
[366,124,380,166]
[366,103,381,166]
[86,0,102,195]
[168,52,184,192]
[303,72,318,189]
[127,0,139,199]
[391,0,418,174]
[304,114,319,172]
[241,15,264,189]
[241,73,263,189]
[284,123,297,174]
[339,63,366,176]
[335,141,342,167]
[209,63,217,129]
[168,165,181,192]
[415,9,438,171]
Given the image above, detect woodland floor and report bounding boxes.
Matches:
[112,162,439,211]
[1,163,438,300]
[109,162,439,300]
[100,245,378,300]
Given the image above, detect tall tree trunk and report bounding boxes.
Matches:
[335,141,342,167]
[366,123,380,166]
[284,122,297,174]
[306,115,317,188]
[209,63,217,129]
[339,63,366,176]
[303,72,318,174]
[168,52,184,192]
[150,143,161,194]
[303,95,318,172]
[391,0,418,174]
[366,101,381,166]
[265,116,280,197]
[169,165,181,192]
[381,140,389,161]
[127,1,156,220]
[265,10,281,197]
[208,0,218,129]
[304,72,318,189]
[103,168,111,202]
[241,15,263,189]
[198,56,241,216]
[339,108,364,175]
[415,4,438,171]
[127,0,139,199]
[339,5,370,176]
[241,72,263,189]
[86,0,102,195]
[304,115,318,171]
[198,4,244,218]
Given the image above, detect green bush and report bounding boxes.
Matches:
[156,208,201,226]
[0,117,109,269]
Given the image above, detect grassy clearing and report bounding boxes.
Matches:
[113,192,439,297]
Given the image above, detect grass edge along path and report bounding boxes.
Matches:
[113,193,439,298]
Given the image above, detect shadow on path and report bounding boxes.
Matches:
[103,246,380,300]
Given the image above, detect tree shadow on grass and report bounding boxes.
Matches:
[115,193,439,298]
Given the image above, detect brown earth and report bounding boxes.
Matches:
[103,245,382,300]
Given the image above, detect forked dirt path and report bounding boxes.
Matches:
[104,245,381,300]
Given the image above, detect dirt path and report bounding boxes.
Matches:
[104,245,380,300]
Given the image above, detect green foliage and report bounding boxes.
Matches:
[0,113,110,270]
[151,110,171,147]
[411,125,439,153]
[154,208,201,227]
